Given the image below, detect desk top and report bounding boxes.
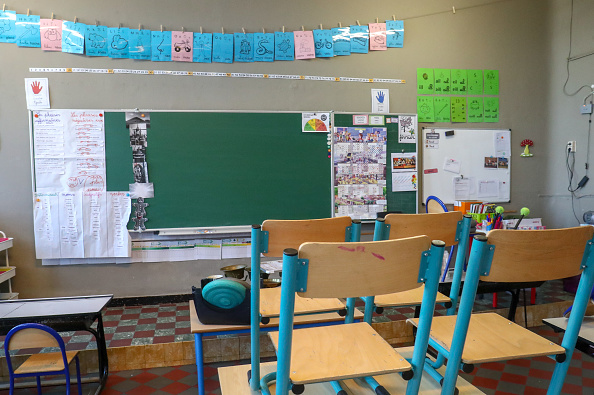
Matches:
[0,295,113,319]
[190,301,364,334]
[543,315,594,346]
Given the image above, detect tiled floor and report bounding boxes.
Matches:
[0,279,587,394]
[1,326,592,394]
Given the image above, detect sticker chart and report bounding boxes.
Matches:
[333,127,387,219]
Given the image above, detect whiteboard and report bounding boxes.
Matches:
[422,128,511,204]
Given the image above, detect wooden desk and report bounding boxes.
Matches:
[0,295,113,395]
[543,315,594,356]
[189,301,363,395]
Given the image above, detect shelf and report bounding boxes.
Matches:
[0,238,13,252]
[0,266,15,282]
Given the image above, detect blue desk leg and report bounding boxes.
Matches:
[195,333,204,395]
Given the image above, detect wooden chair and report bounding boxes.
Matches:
[249,217,361,392]
[364,212,472,323]
[4,323,82,395]
[409,226,594,394]
[267,236,445,395]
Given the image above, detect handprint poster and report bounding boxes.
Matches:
[24,78,50,109]
[371,89,389,113]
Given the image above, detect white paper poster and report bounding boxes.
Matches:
[58,191,85,258]
[398,115,417,143]
[33,192,61,259]
[221,238,251,259]
[391,171,418,192]
[25,78,50,109]
[195,239,222,260]
[494,130,511,157]
[302,112,330,133]
[107,192,132,257]
[371,89,389,113]
[443,157,461,174]
[34,110,106,192]
[82,191,109,258]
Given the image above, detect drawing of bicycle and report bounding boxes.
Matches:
[315,39,332,49]
[174,39,192,52]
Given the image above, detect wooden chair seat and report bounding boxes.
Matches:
[15,350,80,374]
[373,284,450,308]
[259,287,345,317]
[408,312,565,364]
[218,347,484,394]
[268,322,410,384]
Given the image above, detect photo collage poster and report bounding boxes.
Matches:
[333,127,387,219]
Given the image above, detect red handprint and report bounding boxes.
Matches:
[31,81,43,94]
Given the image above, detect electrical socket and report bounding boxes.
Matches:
[568,140,577,152]
[581,104,593,114]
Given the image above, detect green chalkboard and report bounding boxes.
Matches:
[104,111,331,229]
[333,113,418,214]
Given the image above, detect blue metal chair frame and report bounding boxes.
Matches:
[4,323,82,395]
[249,219,361,392]
[425,195,448,213]
[438,233,594,395]
[273,239,444,395]
[357,214,472,323]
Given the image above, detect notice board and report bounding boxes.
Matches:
[421,128,511,204]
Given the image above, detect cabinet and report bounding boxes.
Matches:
[0,231,17,300]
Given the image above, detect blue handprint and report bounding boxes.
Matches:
[376,91,385,103]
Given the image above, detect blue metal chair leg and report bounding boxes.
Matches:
[548,244,594,394]
[36,376,41,394]
[75,355,82,395]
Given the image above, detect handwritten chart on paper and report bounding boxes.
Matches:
[32,110,131,260]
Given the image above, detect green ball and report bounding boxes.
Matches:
[495,206,504,214]
[520,207,530,216]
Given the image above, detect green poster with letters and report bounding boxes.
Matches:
[417,68,435,94]
[417,96,435,122]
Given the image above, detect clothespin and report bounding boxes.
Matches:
[200,26,203,34]
[2,4,5,12]
[301,26,304,31]
[96,20,99,26]
[319,24,323,30]
[27,9,30,16]
[375,18,379,23]
[138,24,142,30]
[282,26,285,33]
[262,27,265,34]
[392,15,396,21]
[119,23,122,29]
[222,27,224,34]
[242,27,245,34]
[356,20,360,26]
[160,25,163,32]
[452,6,456,14]
[182,26,185,33]
[51,13,54,20]
[338,22,342,28]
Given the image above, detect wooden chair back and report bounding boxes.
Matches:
[6,327,60,350]
[262,216,353,257]
[384,212,462,246]
[298,236,432,299]
[482,226,594,282]
[426,196,448,213]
